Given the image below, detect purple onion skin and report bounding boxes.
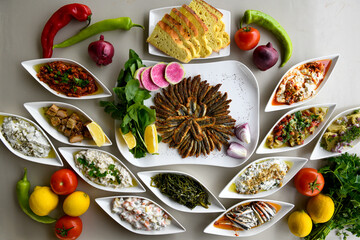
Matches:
[235,123,251,144]
[253,42,279,71]
[88,35,114,66]
[227,142,247,159]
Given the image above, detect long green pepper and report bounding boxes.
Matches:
[53,17,144,48]
[241,10,293,67]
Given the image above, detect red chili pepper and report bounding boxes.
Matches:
[41,3,92,58]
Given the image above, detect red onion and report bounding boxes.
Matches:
[235,123,251,144]
[253,42,279,71]
[88,35,114,66]
[227,142,247,159]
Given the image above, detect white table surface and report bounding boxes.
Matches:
[0,0,359,239]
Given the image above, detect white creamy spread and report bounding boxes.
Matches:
[112,197,171,231]
[1,116,51,157]
[75,149,133,189]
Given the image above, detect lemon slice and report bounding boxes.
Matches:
[86,121,106,147]
[119,129,136,149]
[144,124,158,154]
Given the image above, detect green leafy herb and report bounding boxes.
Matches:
[74,77,89,88]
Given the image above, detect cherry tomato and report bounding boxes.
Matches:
[50,169,78,195]
[234,27,260,51]
[55,215,82,240]
[294,168,325,196]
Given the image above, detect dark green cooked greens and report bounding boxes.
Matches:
[150,173,211,209]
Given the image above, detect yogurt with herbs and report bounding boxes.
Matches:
[1,116,51,157]
[112,197,171,231]
[75,149,133,189]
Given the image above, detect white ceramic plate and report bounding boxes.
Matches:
[257,103,336,154]
[137,170,225,213]
[0,112,62,166]
[219,156,308,199]
[204,199,294,237]
[116,60,259,167]
[21,58,112,100]
[95,195,186,235]
[58,147,145,193]
[148,6,230,59]
[265,54,339,112]
[311,106,360,160]
[24,101,112,147]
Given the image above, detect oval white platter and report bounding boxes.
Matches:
[0,112,62,167]
[24,101,111,147]
[137,170,225,213]
[219,156,308,199]
[21,58,112,100]
[58,147,145,193]
[95,195,186,235]
[116,60,259,168]
[257,103,336,154]
[148,6,230,59]
[265,54,339,112]
[311,106,360,160]
[203,199,294,237]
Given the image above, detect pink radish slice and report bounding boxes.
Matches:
[134,67,146,88]
[165,62,185,84]
[140,67,160,91]
[150,63,169,88]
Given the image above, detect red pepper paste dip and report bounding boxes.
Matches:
[37,61,98,97]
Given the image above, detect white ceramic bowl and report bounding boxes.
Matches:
[219,156,308,199]
[137,170,225,213]
[21,58,112,100]
[203,199,294,237]
[257,103,336,154]
[265,54,340,112]
[311,106,360,160]
[95,195,186,235]
[24,101,111,147]
[58,147,145,193]
[0,112,62,166]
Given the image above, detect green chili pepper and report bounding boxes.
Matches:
[53,17,144,48]
[240,10,293,67]
[16,168,56,224]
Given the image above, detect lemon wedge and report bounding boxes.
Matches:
[119,128,136,149]
[86,121,106,147]
[144,124,158,154]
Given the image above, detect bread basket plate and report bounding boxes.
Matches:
[115,60,259,168]
[148,6,230,60]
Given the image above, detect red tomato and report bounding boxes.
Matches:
[234,27,260,50]
[55,215,82,240]
[50,169,78,195]
[294,168,325,196]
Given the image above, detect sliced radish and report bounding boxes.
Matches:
[140,67,160,91]
[134,67,146,88]
[165,62,185,84]
[150,63,170,88]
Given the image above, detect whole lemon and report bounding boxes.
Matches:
[29,186,58,216]
[63,191,90,217]
[307,193,335,223]
[288,210,312,237]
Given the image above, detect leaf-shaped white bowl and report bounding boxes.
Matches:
[24,101,111,147]
[137,170,225,213]
[58,147,145,193]
[257,103,336,154]
[265,54,340,112]
[0,112,62,166]
[21,58,112,100]
[219,156,308,199]
[95,195,186,235]
[203,199,294,237]
[311,106,360,160]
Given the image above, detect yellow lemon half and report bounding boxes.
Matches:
[29,186,58,216]
[119,128,136,149]
[288,210,312,237]
[63,191,90,217]
[86,121,106,147]
[307,194,335,223]
[144,124,158,154]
